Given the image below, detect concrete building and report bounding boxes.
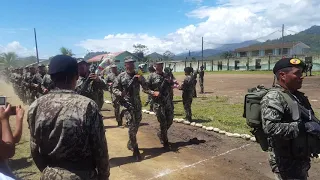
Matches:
[235,42,310,57]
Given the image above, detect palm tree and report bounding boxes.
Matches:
[60,47,74,56]
[0,52,18,67]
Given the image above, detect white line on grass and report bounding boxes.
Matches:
[147,143,251,180]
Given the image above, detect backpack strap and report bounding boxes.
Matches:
[270,89,300,121]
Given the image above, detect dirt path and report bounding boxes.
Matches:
[102,105,320,180]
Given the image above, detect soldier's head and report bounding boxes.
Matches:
[110,65,118,73]
[155,62,164,72]
[29,66,36,75]
[148,65,155,73]
[77,60,90,77]
[124,57,135,73]
[184,67,192,75]
[200,66,204,70]
[273,58,305,91]
[38,64,46,75]
[49,55,79,90]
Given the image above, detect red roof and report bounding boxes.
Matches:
[87,51,126,63]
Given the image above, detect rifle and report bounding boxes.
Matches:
[77,62,99,95]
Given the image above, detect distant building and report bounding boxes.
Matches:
[235,42,310,57]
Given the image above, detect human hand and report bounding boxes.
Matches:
[152,91,160,97]
[305,122,320,135]
[15,105,24,122]
[0,104,11,120]
[89,73,100,82]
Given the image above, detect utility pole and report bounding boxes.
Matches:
[281,24,284,57]
[34,28,39,64]
[201,37,204,67]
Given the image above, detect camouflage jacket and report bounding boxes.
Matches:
[261,84,314,158]
[27,89,110,179]
[180,75,194,98]
[144,72,173,104]
[105,72,118,91]
[112,71,151,110]
[42,74,54,91]
[75,76,107,104]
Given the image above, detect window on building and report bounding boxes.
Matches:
[251,50,259,56]
[282,48,289,55]
[239,52,247,57]
[265,49,273,55]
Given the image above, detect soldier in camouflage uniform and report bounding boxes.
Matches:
[192,67,198,98]
[199,66,204,94]
[75,60,108,110]
[179,67,194,122]
[261,58,320,180]
[145,65,156,111]
[144,62,174,149]
[28,55,110,180]
[105,65,121,126]
[112,57,153,161]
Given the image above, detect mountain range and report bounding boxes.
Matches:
[148,25,320,60]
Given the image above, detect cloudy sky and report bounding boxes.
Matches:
[0,0,319,58]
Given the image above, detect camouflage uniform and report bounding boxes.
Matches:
[75,76,107,110]
[144,72,174,146]
[105,72,121,125]
[199,68,204,94]
[180,72,194,122]
[192,69,198,98]
[42,74,54,92]
[261,84,313,180]
[112,71,151,154]
[28,89,110,180]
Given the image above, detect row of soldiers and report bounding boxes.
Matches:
[3,55,205,179]
[4,65,54,105]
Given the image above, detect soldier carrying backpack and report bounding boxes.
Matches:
[243,58,320,180]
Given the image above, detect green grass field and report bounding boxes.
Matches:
[105,92,251,135]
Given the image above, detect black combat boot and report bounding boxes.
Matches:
[133,147,142,161]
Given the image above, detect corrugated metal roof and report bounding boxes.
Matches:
[235,42,309,52]
[87,51,126,63]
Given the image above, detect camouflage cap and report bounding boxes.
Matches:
[155,61,164,65]
[124,56,136,63]
[273,58,305,74]
[77,60,90,65]
[110,64,117,68]
[38,64,46,67]
[48,55,78,75]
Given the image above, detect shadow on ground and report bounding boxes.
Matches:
[109,138,206,168]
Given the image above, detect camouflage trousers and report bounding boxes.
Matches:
[41,167,98,180]
[125,109,142,150]
[153,102,174,144]
[182,96,193,122]
[199,77,204,93]
[269,152,310,180]
[193,81,197,97]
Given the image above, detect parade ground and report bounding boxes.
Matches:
[2,71,320,180]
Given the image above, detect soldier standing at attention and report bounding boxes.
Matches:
[41,65,54,93]
[179,67,194,122]
[105,65,121,126]
[144,62,173,149]
[199,65,204,94]
[261,58,320,180]
[75,60,108,110]
[112,57,153,161]
[27,55,110,180]
[192,67,198,98]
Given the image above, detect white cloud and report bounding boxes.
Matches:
[0,41,35,57]
[77,0,320,55]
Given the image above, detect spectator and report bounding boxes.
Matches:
[0,104,24,179]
